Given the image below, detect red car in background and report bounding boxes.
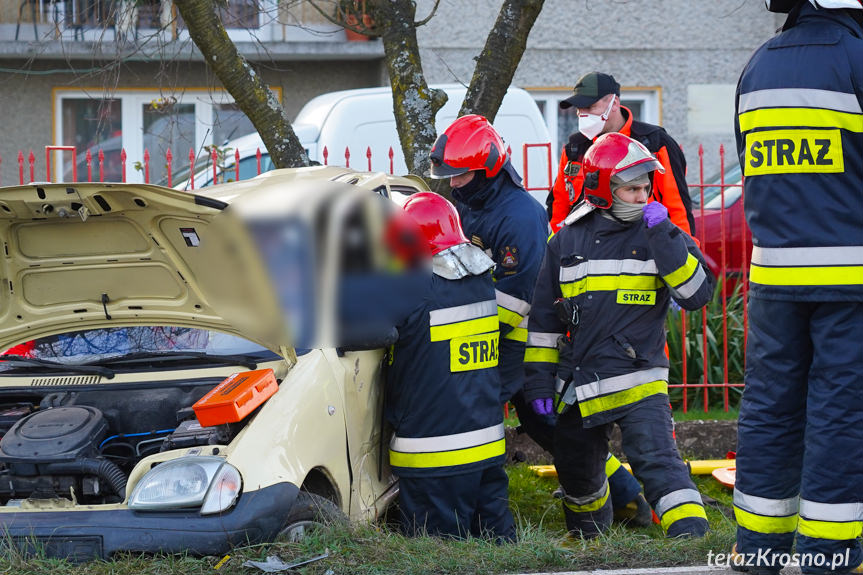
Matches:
[689,162,752,282]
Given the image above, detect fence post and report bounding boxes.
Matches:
[17,151,23,185]
[143,149,150,183]
[698,145,709,412]
[681,309,687,414]
[522,143,553,197]
[44,146,77,183]
[166,149,173,188]
[28,150,35,184]
[211,147,218,184]
[98,149,105,182]
[366,146,372,171]
[234,149,240,181]
[388,146,394,174]
[120,148,127,183]
[188,148,195,190]
[86,149,93,182]
[719,144,729,411]
[323,146,328,166]
[256,148,261,175]
[345,146,350,168]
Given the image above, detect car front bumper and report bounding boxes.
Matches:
[0,481,299,561]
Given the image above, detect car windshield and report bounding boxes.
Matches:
[689,162,743,209]
[0,326,276,372]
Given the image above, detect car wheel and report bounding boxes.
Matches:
[278,491,347,542]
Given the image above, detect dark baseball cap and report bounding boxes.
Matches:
[559,72,621,110]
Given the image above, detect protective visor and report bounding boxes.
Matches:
[613,157,665,183]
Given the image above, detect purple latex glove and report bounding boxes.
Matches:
[531,398,554,416]
[642,202,668,228]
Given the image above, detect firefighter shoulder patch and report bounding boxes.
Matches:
[499,246,518,269]
[471,235,485,249]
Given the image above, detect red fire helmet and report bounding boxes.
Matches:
[429,114,507,179]
[581,132,665,209]
[402,192,469,255]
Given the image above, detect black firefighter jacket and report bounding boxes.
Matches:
[524,209,715,428]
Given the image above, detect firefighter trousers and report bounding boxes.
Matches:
[397,465,516,542]
[510,389,643,510]
[554,393,708,538]
[735,298,862,574]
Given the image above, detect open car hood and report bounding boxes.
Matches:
[0,182,294,361]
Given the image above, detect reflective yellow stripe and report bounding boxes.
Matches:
[578,380,667,418]
[524,347,559,363]
[663,254,699,288]
[750,264,863,287]
[429,316,498,342]
[497,305,523,329]
[389,438,505,468]
[660,503,707,531]
[561,275,663,298]
[504,327,527,342]
[563,484,610,513]
[797,518,863,541]
[734,506,798,534]
[738,107,863,133]
[605,454,622,476]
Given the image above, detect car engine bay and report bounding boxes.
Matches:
[0,382,242,506]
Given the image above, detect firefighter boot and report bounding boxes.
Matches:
[612,493,654,528]
[729,544,781,575]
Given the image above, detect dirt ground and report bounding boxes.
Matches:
[505,419,738,464]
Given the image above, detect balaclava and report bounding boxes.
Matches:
[608,173,651,222]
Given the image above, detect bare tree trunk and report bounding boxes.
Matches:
[370,0,447,177]
[459,0,545,121]
[173,0,309,168]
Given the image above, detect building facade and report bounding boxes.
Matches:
[0,0,779,185]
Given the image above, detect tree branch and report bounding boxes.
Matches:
[414,0,441,27]
[459,0,545,122]
[173,0,309,168]
[371,0,447,177]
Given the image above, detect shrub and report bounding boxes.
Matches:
[666,280,746,412]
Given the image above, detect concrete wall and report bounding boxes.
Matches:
[0,58,382,185]
[415,0,784,177]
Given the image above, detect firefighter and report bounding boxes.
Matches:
[547,72,695,236]
[525,132,715,538]
[429,114,651,527]
[731,1,863,573]
[387,192,516,542]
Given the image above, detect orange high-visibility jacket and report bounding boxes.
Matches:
[548,107,695,237]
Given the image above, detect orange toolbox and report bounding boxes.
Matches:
[193,368,278,427]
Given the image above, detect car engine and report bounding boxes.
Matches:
[0,382,241,505]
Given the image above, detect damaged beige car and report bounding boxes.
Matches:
[0,167,427,560]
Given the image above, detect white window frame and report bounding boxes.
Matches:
[527,86,662,168]
[53,88,256,183]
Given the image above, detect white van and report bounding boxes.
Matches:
[178,84,553,203]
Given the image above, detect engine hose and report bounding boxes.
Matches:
[44,458,128,499]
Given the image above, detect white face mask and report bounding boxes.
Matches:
[578,96,615,140]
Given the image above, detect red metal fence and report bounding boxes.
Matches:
[671,144,748,413]
[7,142,748,413]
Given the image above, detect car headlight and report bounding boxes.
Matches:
[128,456,242,514]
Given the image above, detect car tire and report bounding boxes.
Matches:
[278,491,347,542]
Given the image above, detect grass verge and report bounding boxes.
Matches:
[0,465,737,575]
